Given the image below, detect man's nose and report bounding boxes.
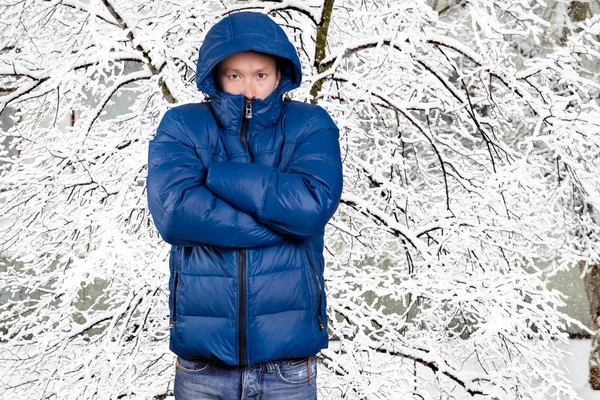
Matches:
[241,79,256,98]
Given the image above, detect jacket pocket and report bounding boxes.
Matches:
[169,270,179,329]
[306,250,325,330]
[169,247,186,328]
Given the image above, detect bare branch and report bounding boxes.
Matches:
[83,70,152,133]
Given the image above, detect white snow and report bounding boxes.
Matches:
[562,339,598,400]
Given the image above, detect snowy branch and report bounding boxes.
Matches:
[45,0,119,26]
[225,0,321,25]
[83,70,153,133]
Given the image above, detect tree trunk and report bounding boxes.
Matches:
[568,1,597,389]
[309,0,335,103]
[581,261,600,390]
[561,2,588,45]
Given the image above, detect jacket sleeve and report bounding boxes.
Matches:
[147,108,285,248]
[205,106,343,240]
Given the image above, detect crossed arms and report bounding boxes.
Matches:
[146,106,343,248]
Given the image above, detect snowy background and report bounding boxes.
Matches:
[2,0,600,399]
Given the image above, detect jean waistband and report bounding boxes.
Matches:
[177,355,314,370]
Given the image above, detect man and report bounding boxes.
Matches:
[147,11,343,399]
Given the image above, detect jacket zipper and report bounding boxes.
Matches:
[238,249,247,365]
[240,97,254,150]
[169,271,179,329]
[306,250,325,330]
[238,98,253,366]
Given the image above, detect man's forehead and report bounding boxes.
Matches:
[219,51,277,68]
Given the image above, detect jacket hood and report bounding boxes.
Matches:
[196,12,302,97]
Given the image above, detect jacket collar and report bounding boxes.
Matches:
[209,88,285,134]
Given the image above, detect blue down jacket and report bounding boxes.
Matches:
[147,12,343,366]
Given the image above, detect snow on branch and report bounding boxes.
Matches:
[45,0,119,26]
[225,0,322,25]
[320,34,484,71]
[341,193,434,263]
[98,0,175,102]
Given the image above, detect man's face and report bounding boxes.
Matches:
[217,51,280,100]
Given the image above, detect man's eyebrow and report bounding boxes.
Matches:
[220,67,274,74]
[220,67,240,74]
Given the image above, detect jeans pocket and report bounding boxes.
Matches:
[176,356,211,375]
[275,357,317,385]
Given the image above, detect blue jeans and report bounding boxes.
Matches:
[174,355,318,399]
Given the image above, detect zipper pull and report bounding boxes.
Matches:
[245,98,253,119]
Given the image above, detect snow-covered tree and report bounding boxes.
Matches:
[1,0,599,398]
[496,0,600,390]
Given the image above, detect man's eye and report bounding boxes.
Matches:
[230,74,240,79]
[257,73,266,79]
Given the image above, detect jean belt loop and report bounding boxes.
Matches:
[265,360,276,373]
